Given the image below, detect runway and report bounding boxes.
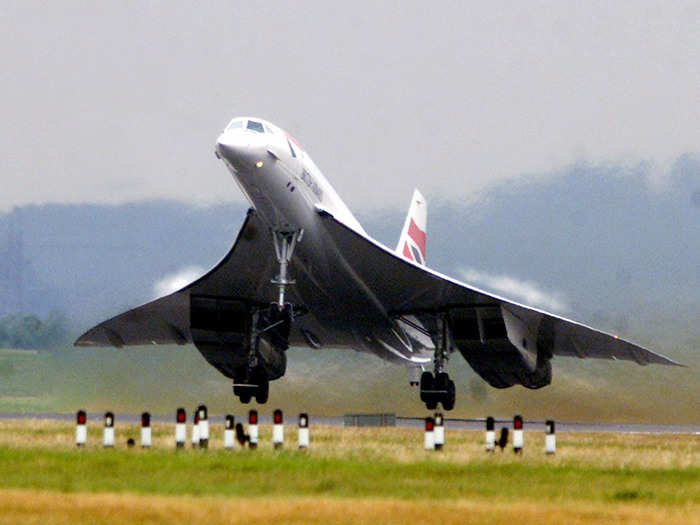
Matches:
[0,412,697,434]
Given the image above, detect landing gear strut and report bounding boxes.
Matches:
[233,229,303,404]
[419,314,456,411]
[271,229,303,310]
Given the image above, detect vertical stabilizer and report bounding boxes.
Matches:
[396,189,427,265]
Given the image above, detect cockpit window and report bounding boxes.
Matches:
[247,120,265,133]
[225,119,244,131]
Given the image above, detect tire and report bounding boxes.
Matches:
[426,397,438,410]
[442,380,456,411]
[255,380,269,404]
[239,394,251,404]
[435,372,449,391]
[419,372,433,402]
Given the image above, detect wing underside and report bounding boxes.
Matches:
[75,209,301,348]
[315,208,682,373]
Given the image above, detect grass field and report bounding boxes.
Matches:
[0,419,697,524]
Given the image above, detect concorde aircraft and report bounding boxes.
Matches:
[75,116,681,410]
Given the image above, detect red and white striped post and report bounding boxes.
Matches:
[485,416,495,452]
[545,420,556,455]
[140,412,151,448]
[248,409,258,449]
[298,413,309,450]
[424,416,435,451]
[75,410,87,447]
[434,413,444,450]
[224,415,235,449]
[273,409,284,449]
[175,408,186,449]
[191,410,200,448]
[513,415,523,454]
[198,405,209,449]
[103,411,115,448]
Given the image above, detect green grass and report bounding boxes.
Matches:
[0,421,697,524]
[0,436,697,506]
[0,446,696,504]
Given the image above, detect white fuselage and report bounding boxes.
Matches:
[216,117,433,366]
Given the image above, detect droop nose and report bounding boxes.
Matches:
[216,131,267,171]
[216,132,248,163]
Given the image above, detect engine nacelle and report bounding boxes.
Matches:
[189,295,287,381]
[449,305,552,389]
[458,341,552,389]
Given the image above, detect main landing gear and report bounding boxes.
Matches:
[419,371,455,411]
[419,314,456,411]
[233,229,303,405]
[233,309,272,405]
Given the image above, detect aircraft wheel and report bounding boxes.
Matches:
[419,372,433,402]
[442,380,456,411]
[255,379,269,404]
[435,372,449,391]
[425,397,438,410]
[239,393,251,404]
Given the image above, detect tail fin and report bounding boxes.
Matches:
[396,189,427,265]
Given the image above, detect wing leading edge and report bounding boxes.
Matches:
[75,209,279,348]
[316,208,682,368]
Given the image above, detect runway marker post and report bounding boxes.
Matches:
[140,412,151,448]
[103,411,115,448]
[191,410,200,448]
[434,413,444,450]
[224,415,235,449]
[273,409,284,449]
[298,413,309,450]
[175,408,186,449]
[198,405,209,449]
[485,416,495,452]
[75,410,87,447]
[545,420,556,455]
[424,416,435,451]
[248,410,258,449]
[513,415,523,454]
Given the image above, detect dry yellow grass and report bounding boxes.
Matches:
[0,488,697,525]
[0,419,697,469]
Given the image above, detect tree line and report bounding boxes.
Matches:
[0,312,70,350]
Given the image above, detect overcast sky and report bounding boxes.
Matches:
[1,1,697,212]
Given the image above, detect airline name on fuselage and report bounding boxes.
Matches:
[300,169,323,200]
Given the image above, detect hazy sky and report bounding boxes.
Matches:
[1,1,698,212]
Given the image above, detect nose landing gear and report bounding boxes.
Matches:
[271,229,303,310]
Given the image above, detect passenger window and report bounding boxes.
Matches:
[247,120,265,133]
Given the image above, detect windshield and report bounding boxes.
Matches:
[246,120,265,133]
[225,118,244,131]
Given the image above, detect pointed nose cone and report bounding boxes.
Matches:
[216,132,249,165]
[216,131,268,172]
